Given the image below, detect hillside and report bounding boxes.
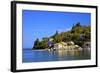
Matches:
[32,22,90,49]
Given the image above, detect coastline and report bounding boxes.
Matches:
[32,49,49,51]
[24,48,83,51]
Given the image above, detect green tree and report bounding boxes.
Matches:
[32,22,91,49]
[76,22,81,27]
[33,38,40,49]
[51,30,59,38]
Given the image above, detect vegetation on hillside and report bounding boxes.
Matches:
[32,22,90,49]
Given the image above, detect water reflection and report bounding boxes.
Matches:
[49,49,81,57]
[23,49,91,62]
[48,49,90,61]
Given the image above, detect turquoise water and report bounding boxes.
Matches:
[22,49,90,63]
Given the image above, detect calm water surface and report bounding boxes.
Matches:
[22,49,90,63]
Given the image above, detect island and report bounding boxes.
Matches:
[32,22,91,51]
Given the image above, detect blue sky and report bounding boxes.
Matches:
[22,10,91,49]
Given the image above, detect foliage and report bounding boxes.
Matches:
[33,38,48,49]
[33,22,91,49]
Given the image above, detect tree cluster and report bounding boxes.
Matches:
[33,22,91,49]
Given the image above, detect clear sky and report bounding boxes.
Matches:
[22,10,91,49]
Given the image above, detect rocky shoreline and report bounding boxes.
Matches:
[47,41,83,51]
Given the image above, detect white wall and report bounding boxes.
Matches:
[0,0,99,73]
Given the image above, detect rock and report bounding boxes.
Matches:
[53,41,82,51]
[82,42,91,51]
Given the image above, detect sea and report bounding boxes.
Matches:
[22,48,91,63]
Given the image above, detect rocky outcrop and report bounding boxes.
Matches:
[53,41,82,51]
[82,42,91,51]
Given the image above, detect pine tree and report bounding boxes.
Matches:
[33,38,40,49]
